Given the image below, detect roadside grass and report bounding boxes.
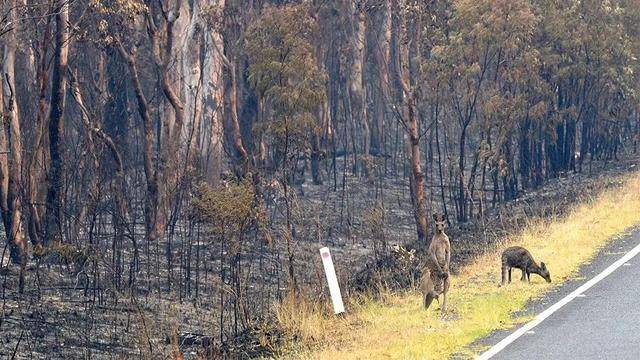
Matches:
[274,172,640,359]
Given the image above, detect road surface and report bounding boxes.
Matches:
[479,227,640,360]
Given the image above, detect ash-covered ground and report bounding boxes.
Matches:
[0,153,637,359]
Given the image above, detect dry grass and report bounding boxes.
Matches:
[274,172,640,359]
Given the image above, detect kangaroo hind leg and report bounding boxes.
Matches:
[501,265,508,285]
[441,278,450,312]
[424,293,436,310]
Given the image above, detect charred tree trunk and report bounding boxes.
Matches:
[26,11,52,248]
[396,2,428,245]
[348,1,369,177]
[457,125,468,222]
[1,0,28,290]
[69,70,130,286]
[366,0,391,157]
[117,42,162,244]
[519,117,531,189]
[44,0,70,245]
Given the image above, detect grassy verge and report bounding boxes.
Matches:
[275,172,640,359]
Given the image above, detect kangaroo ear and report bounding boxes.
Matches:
[433,213,438,221]
[540,262,546,269]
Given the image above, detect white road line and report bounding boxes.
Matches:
[477,238,640,360]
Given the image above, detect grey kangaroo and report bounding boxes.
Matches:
[501,246,551,285]
[419,268,441,310]
[421,214,450,311]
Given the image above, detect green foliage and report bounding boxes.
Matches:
[422,0,638,168]
[362,205,386,242]
[191,180,257,239]
[362,205,388,259]
[34,243,94,267]
[90,0,147,15]
[90,0,148,47]
[246,4,325,110]
[245,3,327,148]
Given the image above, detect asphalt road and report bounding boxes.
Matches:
[482,227,640,360]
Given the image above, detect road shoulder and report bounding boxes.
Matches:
[468,225,640,358]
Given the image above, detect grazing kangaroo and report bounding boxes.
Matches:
[501,246,551,285]
[421,214,451,311]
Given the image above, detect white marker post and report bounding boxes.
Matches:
[319,247,345,314]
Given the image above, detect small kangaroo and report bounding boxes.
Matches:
[419,268,442,310]
[421,214,451,311]
[501,246,551,285]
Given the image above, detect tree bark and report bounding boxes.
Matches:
[366,0,391,156]
[44,0,69,244]
[348,1,369,176]
[396,2,428,245]
[1,0,28,290]
[69,70,130,284]
[26,10,52,248]
[201,7,225,186]
[117,42,163,243]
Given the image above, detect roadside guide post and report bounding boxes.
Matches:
[319,247,345,314]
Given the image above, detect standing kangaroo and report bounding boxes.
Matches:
[501,246,551,285]
[421,214,451,311]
